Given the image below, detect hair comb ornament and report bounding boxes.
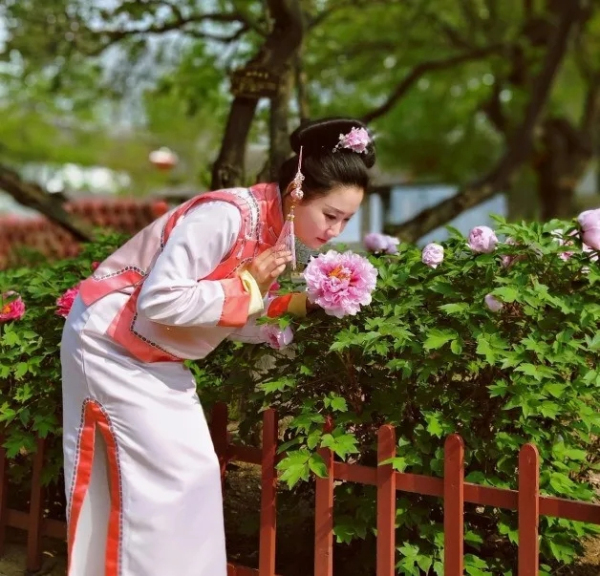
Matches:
[276,146,304,271]
[332,126,370,154]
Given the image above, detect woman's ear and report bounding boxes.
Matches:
[283,181,295,197]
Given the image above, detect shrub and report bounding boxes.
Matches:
[2,216,600,574]
[0,232,128,486]
[197,216,600,575]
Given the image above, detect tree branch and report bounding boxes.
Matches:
[480,81,509,136]
[0,164,93,242]
[88,10,252,55]
[360,45,506,124]
[308,0,401,30]
[385,0,582,242]
[186,23,251,43]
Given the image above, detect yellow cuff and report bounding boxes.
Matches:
[288,293,308,317]
[239,270,265,316]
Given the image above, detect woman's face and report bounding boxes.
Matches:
[291,184,364,249]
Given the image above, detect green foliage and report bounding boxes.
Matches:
[197,215,600,573]
[2,216,600,572]
[0,232,127,485]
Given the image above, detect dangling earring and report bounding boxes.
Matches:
[276,146,304,271]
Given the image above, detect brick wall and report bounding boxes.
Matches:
[0,198,170,269]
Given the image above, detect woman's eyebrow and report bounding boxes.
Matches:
[324,205,348,216]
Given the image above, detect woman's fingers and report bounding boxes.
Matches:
[247,249,292,290]
[270,263,288,279]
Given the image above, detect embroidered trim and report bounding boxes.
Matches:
[67,398,124,576]
[66,399,88,523]
[130,312,179,360]
[89,266,147,282]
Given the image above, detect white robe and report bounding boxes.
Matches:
[61,201,267,576]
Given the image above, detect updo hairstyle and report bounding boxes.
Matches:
[277,117,376,201]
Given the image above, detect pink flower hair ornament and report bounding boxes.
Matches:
[332,127,371,154]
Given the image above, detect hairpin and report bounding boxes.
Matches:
[275,146,304,270]
[332,126,370,154]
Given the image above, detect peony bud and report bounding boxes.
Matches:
[468,226,498,253]
[421,243,444,268]
[364,232,400,255]
[484,294,504,312]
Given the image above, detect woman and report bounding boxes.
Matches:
[61,117,375,576]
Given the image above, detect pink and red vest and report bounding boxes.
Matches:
[78,183,284,363]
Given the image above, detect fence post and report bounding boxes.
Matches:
[377,425,396,576]
[444,434,464,576]
[259,409,278,576]
[518,444,540,576]
[314,448,334,576]
[211,403,229,481]
[0,437,7,557]
[26,437,46,573]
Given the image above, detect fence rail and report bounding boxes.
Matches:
[0,403,599,575]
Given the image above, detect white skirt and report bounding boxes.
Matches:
[61,294,227,576]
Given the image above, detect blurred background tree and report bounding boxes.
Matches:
[1,0,599,240]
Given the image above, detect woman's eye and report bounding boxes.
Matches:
[325,214,336,221]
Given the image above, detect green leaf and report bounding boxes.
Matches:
[493,286,519,303]
[15,362,29,379]
[308,453,328,478]
[439,303,469,315]
[424,328,458,351]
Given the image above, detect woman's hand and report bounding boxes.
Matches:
[247,248,293,294]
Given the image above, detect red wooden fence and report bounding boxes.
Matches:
[1,403,600,575]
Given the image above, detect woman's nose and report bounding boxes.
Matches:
[327,222,343,238]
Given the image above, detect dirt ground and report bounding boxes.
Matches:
[0,529,599,576]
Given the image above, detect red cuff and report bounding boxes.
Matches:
[217,277,251,327]
[267,294,294,318]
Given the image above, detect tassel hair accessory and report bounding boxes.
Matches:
[276,146,304,271]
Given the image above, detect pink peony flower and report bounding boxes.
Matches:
[468,226,498,253]
[91,261,100,272]
[259,324,294,350]
[0,292,25,322]
[363,232,400,255]
[421,243,444,269]
[303,250,377,318]
[578,209,600,250]
[334,127,370,154]
[582,229,600,251]
[484,294,504,312]
[56,284,81,318]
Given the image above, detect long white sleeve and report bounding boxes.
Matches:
[137,201,263,328]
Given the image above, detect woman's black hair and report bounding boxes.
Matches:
[278,117,376,201]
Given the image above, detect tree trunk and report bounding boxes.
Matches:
[535,118,592,220]
[211,0,304,190]
[268,68,293,182]
[0,163,92,242]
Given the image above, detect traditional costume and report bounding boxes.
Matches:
[61,182,306,576]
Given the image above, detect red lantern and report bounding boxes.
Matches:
[149,147,178,171]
